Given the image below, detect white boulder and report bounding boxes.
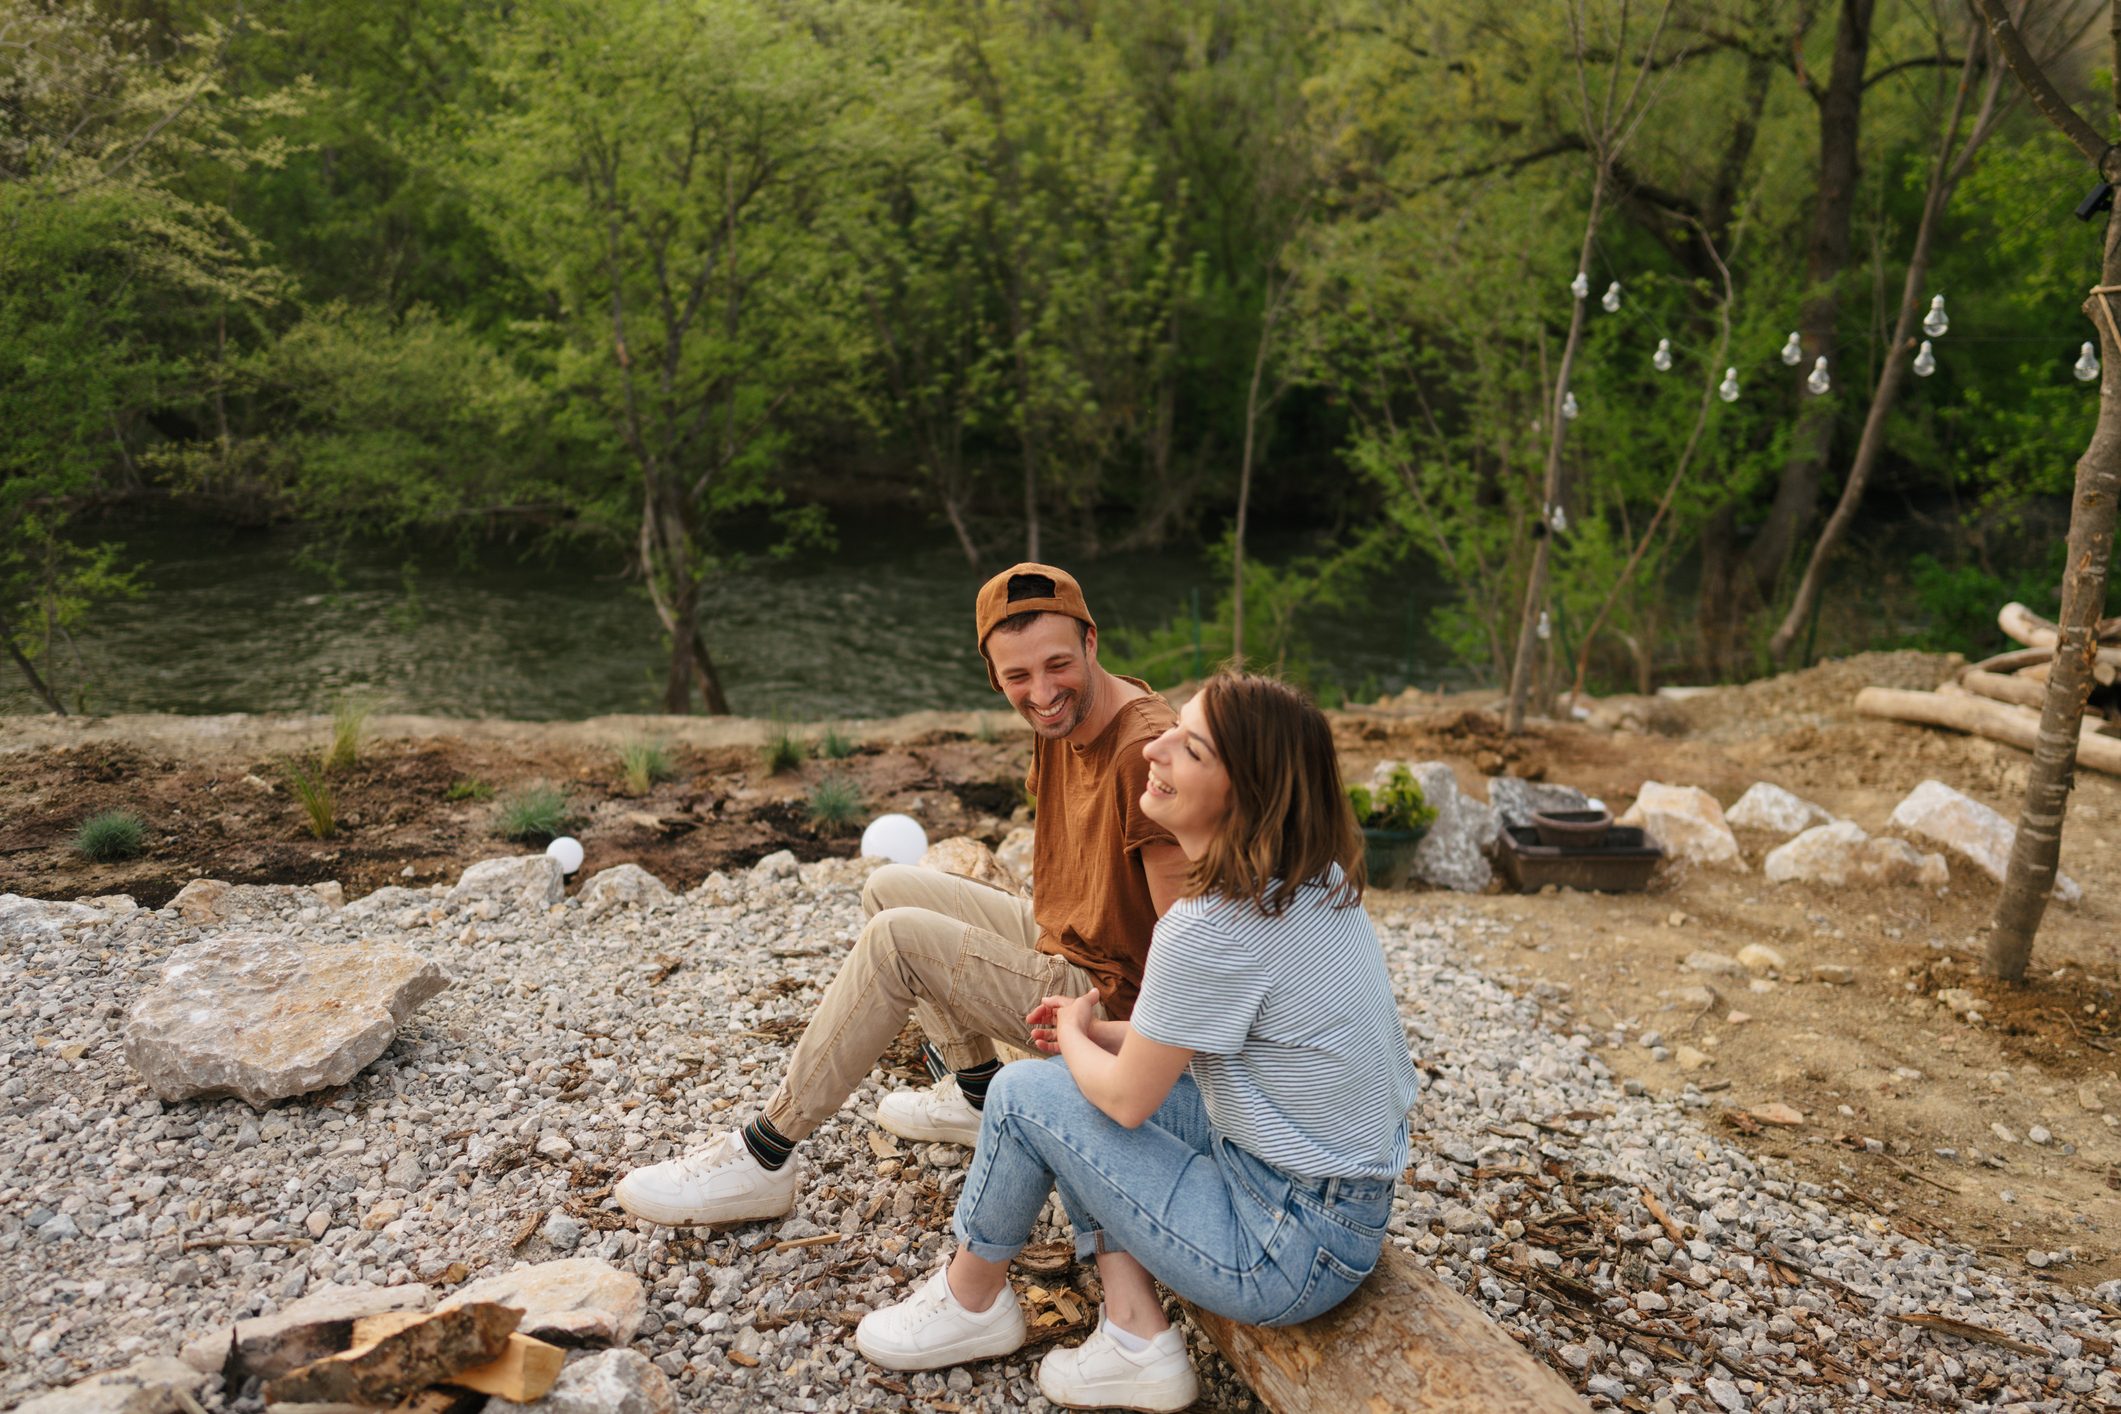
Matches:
[1889,780,2079,902]
[1616,782,1744,869]
[446,855,566,914]
[1726,783,1834,836]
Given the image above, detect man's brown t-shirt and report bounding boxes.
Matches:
[1026,680,1178,1019]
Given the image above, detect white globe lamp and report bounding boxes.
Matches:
[546,835,585,875]
[860,813,928,865]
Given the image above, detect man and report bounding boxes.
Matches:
[614,564,1186,1227]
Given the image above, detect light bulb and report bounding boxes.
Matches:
[1570,271,1589,300]
[1652,338,1672,372]
[1718,368,1740,402]
[1922,295,1948,338]
[2076,341,2101,382]
[1549,504,1568,535]
[1912,340,1936,378]
[1536,610,1552,641]
[1806,355,1831,395]
[1780,332,1803,366]
[859,813,928,864]
[546,836,584,875]
[1561,390,1579,420]
[1601,281,1622,313]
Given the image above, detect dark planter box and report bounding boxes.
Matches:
[1496,824,1662,894]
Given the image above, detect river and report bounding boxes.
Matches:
[2,512,1466,720]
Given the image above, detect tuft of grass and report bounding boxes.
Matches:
[497,783,571,843]
[287,759,337,840]
[818,725,856,760]
[761,724,809,774]
[325,697,372,772]
[618,739,675,794]
[73,810,145,862]
[973,714,998,743]
[445,777,494,802]
[807,773,864,835]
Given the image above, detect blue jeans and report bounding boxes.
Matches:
[951,1057,1394,1327]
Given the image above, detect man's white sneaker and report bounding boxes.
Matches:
[1037,1312,1199,1412]
[876,1076,983,1146]
[856,1266,1026,1371]
[612,1131,799,1227]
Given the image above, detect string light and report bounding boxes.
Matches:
[1601,281,1622,313]
[1570,271,1589,300]
[1913,340,1936,377]
[1922,295,1949,338]
[1780,332,1803,366]
[1652,338,1672,371]
[1806,356,1831,395]
[1549,504,1568,534]
[2076,341,2100,381]
[1562,390,1580,420]
[1718,367,1740,402]
[1536,610,1551,640]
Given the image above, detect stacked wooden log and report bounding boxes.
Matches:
[1854,603,2121,778]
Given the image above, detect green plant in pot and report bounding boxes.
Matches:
[1347,765,1437,889]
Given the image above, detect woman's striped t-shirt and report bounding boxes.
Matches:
[1128,866,1420,1180]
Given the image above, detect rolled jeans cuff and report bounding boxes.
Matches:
[950,1206,1023,1266]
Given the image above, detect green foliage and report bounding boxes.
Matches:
[73,810,146,862]
[618,740,676,794]
[807,773,865,834]
[496,783,571,843]
[286,759,337,840]
[762,725,810,775]
[445,777,494,802]
[817,727,856,761]
[325,698,371,772]
[1346,765,1435,833]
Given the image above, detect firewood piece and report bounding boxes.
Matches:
[444,1333,564,1401]
[1997,603,2121,682]
[1956,670,2048,710]
[1967,646,2052,676]
[1180,1247,1586,1412]
[1853,687,2121,777]
[263,1304,520,1407]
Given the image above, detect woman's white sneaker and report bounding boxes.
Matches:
[856,1267,1026,1371]
[1037,1313,1199,1411]
[876,1076,982,1145]
[612,1131,799,1227]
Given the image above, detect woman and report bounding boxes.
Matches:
[856,673,1422,1411]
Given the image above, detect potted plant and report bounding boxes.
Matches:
[1347,764,1437,889]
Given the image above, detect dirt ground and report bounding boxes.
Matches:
[5,650,2118,1298]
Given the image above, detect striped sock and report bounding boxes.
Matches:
[954,1059,1002,1111]
[920,1042,951,1085]
[740,1116,796,1171]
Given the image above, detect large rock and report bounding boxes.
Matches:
[445,855,566,914]
[482,1349,676,1414]
[1889,779,2080,902]
[1484,776,1591,830]
[919,837,1019,896]
[264,1304,519,1406]
[577,864,674,914]
[10,1357,206,1414]
[1765,820,1948,888]
[1371,761,1497,893]
[169,879,341,924]
[1726,783,1833,836]
[343,885,440,921]
[124,933,450,1108]
[1616,782,1744,870]
[180,1282,435,1380]
[439,1258,645,1347]
[0,895,110,940]
[996,826,1036,894]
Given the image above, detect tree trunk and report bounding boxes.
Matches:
[0,608,67,715]
[1971,0,2121,981]
[1232,285,1282,669]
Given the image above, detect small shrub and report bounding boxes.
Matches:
[445,777,494,802]
[325,697,372,772]
[1347,764,1435,833]
[807,774,864,834]
[818,726,856,760]
[287,759,337,840]
[618,740,675,794]
[497,783,570,843]
[73,810,145,862]
[762,724,809,774]
[974,714,997,743]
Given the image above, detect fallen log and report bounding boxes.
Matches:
[1965,646,2052,676]
[1998,603,2121,683]
[1180,1246,1587,1412]
[1854,687,2121,777]
[1954,669,2048,710]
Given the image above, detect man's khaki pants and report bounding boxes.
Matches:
[760,863,1098,1142]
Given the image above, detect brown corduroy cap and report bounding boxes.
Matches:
[974,563,1097,691]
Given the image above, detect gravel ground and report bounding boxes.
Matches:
[3,857,2118,1412]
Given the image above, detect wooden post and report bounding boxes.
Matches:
[1180,1248,1586,1413]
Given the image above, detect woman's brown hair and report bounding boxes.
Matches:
[1185,673,1365,916]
